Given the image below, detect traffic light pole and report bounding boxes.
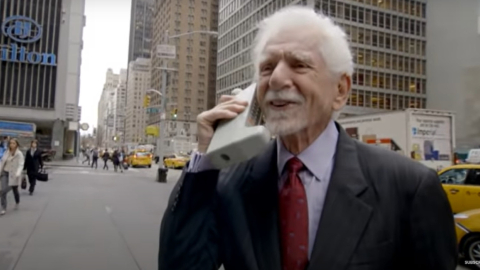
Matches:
[156,30,170,173]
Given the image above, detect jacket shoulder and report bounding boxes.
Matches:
[354,140,436,194]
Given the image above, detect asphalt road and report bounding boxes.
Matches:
[0,164,471,270]
[0,165,181,270]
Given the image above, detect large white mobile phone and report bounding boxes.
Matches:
[206,83,271,170]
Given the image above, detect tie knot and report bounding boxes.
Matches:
[286,157,304,174]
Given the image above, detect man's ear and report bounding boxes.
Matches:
[332,74,351,111]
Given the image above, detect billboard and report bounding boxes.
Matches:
[409,114,452,161]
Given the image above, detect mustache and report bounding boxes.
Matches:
[263,89,305,104]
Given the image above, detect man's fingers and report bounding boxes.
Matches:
[218,95,235,104]
[216,103,248,113]
[205,109,239,122]
[202,104,247,123]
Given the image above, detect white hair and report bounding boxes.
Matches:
[251,6,354,81]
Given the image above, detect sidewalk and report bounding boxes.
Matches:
[43,158,90,168]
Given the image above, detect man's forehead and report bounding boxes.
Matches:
[261,30,319,55]
[261,48,313,61]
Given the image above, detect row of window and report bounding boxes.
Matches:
[320,0,426,37]
[352,47,426,75]
[347,90,426,110]
[353,69,426,94]
[343,24,426,56]
[219,0,295,34]
[217,65,252,90]
[348,0,426,18]
[217,50,250,78]
[218,31,254,64]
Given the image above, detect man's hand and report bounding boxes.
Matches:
[196,94,248,153]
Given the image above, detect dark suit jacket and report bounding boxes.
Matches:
[159,123,457,270]
[24,149,43,173]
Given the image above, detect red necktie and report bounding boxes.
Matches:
[279,157,309,270]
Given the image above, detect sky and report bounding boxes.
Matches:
[79,0,131,134]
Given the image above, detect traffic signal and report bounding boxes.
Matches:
[143,95,151,107]
[173,108,177,119]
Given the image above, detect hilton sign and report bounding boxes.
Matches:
[0,15,57,66]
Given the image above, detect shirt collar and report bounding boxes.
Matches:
[277,120,339,181]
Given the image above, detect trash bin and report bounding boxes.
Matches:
[157,167,168,183]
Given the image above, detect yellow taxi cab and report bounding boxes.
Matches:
[438,164,480,214]
[453,209,480,266]
[127,150,153,168]
[163,154,190,169]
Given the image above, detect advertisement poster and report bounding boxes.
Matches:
[409,114,452,161]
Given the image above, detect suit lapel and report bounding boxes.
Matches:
[241,142,282,270]
[307,124,372,270]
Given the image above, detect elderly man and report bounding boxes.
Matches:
[158,6,457,270]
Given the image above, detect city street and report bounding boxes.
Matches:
[0,164,181,270]
[0,163,471,270]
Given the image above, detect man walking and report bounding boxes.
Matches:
[91,148,99,169]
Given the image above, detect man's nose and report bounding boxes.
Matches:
[268,61,293,91]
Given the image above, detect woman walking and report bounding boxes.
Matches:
[0,138,25,215]
[24,140,43,195]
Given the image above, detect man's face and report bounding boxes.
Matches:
[256,28,346,136]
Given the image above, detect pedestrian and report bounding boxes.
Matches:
[91,147,99,169]
[112,149,120,172]
[158,6,457,270]
[82,148,90,165]
[118,149,124,173]
[24,140,43,195]
[0,138,24,215]
[102,149,110,170]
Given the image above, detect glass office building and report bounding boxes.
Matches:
[216,0,427,116]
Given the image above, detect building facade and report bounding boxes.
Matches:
[0,0,85,158]
[426,0,480,149]
[113,69,127,143]
[149,0,219,148]
[216,0,427,117]
[125,58,151,144]
[128,0,155,63]
[96,69,124,148]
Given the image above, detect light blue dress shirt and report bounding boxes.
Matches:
[187,120,339,258]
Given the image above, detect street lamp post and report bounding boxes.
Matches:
[154,29,218,180]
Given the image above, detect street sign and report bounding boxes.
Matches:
[156,44,176,59]
[80,123,89,131]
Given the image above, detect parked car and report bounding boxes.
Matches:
[454,209,480,267]
[438,164,480,214]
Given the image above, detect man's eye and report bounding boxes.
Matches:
[294,63,308,69]
[261,65,273,72]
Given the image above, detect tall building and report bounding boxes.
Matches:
[128,0,155,63]
[0,0,86,159]
[114,69,128,143]
[426,0,480,149]
[149,0,219,149]
[125,58,151,143]
[216,0,427,117]
[97,69,127,148]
